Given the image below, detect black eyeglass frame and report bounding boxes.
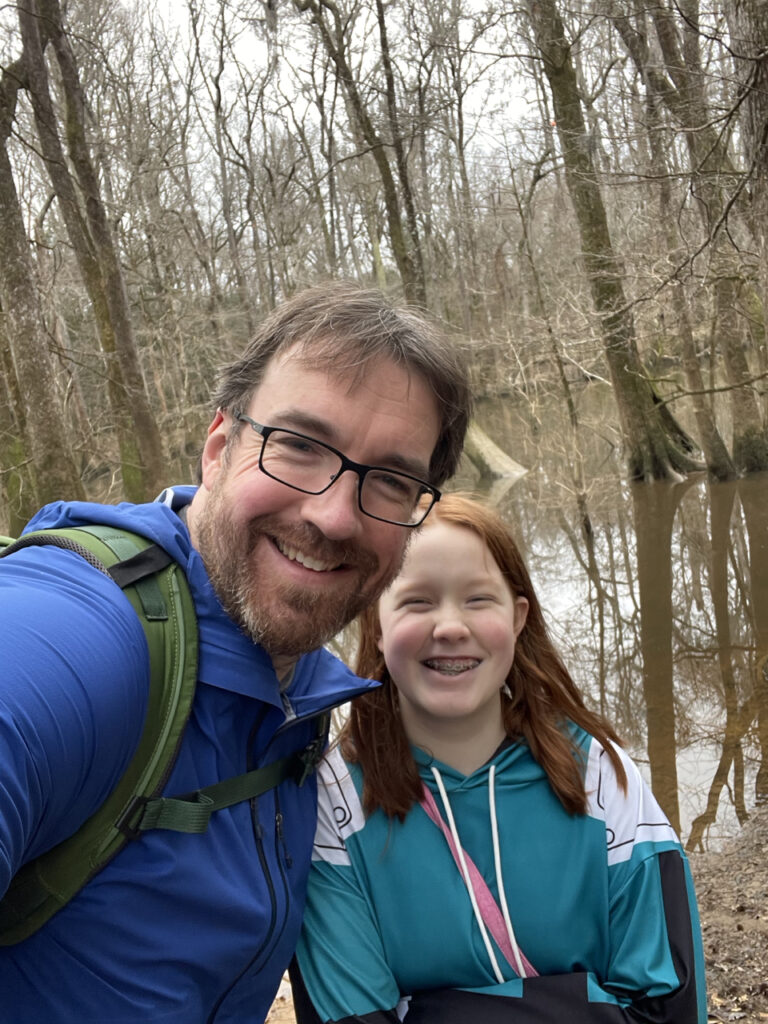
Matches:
[233,411,440,527]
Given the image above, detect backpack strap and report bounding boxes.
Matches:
[117,711,331,838]
[0,525,199,945]
[0,527,331,944]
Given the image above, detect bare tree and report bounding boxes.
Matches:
[642,91,736,480]
[520,0,700,480]
[725,0,768,424]
[609,0,768,473]
[291,0,427,303]
[0,52,85,520]
[16,0,166,500]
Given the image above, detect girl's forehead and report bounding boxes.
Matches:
[396,520,501,583]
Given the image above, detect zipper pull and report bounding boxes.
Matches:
[275,811,293,867]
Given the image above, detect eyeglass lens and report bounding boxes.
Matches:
[261,430,427,524]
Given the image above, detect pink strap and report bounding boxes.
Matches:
[420,784,538,979]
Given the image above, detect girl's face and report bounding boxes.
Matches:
[377,520,528,745]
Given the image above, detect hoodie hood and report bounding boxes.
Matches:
[413,737,549,796]
[412,722,592,796]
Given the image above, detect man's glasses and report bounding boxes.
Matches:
[233,412,440,527]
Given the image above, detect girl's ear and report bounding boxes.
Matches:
[512,596,529,640]
[376,635,384,653]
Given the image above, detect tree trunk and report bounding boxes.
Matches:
[523,0,700,480]
[0,343,33,534]
[20,0,166,501]
[374,0,427,302]
[0,70,85,514]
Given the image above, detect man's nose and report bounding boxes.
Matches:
[300,470,365,540]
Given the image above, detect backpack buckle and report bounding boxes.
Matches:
[293,733,326,787]
[115,795,149,841]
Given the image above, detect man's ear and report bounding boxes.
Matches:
[199,410,228,489]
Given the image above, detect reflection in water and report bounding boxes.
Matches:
[631,482,690,836]
[739,478,768,807]
[685,481,746,849]
[467,392,768,849]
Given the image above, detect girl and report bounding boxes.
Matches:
[293,494,706,1023]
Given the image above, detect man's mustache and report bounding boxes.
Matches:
[245,516,379,574]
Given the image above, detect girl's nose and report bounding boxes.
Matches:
[432,609,470,642]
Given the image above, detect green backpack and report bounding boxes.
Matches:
[0,524,328,945]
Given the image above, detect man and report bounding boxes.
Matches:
[0,283,471,1022]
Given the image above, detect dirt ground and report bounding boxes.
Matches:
[265,975,296,1024]
[266,805,768,1024]
[690,804,768,1023]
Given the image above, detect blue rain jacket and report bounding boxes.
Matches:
[0,487,375,1022]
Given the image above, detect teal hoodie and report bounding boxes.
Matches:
[296,729,707,1023]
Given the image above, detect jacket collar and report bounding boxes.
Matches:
[25,489,377,713]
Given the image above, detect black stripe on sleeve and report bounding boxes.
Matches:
[289,958,400,1024]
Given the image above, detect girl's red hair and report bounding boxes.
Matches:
[341,492,626,819]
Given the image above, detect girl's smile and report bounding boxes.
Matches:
[376,520,528,765]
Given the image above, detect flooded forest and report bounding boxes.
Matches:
[1,0,768,1014]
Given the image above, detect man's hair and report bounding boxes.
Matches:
[342,492,627,820]
[213,282,472,486]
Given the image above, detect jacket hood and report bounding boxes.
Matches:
[24,488,377,715]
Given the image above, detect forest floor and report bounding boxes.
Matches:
[266,805,768,1024]
[691,803,768,1023]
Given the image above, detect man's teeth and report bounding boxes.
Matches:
[423,658,480,676]
[277,541,338,572]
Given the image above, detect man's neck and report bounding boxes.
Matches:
[271,654,298,688]
[185,489,203,548]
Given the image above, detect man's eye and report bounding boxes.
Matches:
[272,435,322,457]
[368,470,418,498]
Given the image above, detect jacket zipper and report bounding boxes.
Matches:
[275,805,292,868]
[252,791,295,985]
[206,709,278,1023]
[207,693,355,1020]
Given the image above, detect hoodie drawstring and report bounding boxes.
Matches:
[431,766,506,984]
[489,764,527,978]
[427,765,537,981]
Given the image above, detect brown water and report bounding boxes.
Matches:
[460,387,768,851]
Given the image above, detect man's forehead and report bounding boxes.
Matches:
[249,342,439,476]
[255,347,437,421]
[265,340,408,389]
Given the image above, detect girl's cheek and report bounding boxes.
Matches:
[485,619,514,643]
[387,620,427,657]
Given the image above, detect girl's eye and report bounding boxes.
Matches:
[400,597,430,608]
[467,595,494,605]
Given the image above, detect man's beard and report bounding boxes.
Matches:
[194,484,397,659]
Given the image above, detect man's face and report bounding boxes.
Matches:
[190,346,441,669]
